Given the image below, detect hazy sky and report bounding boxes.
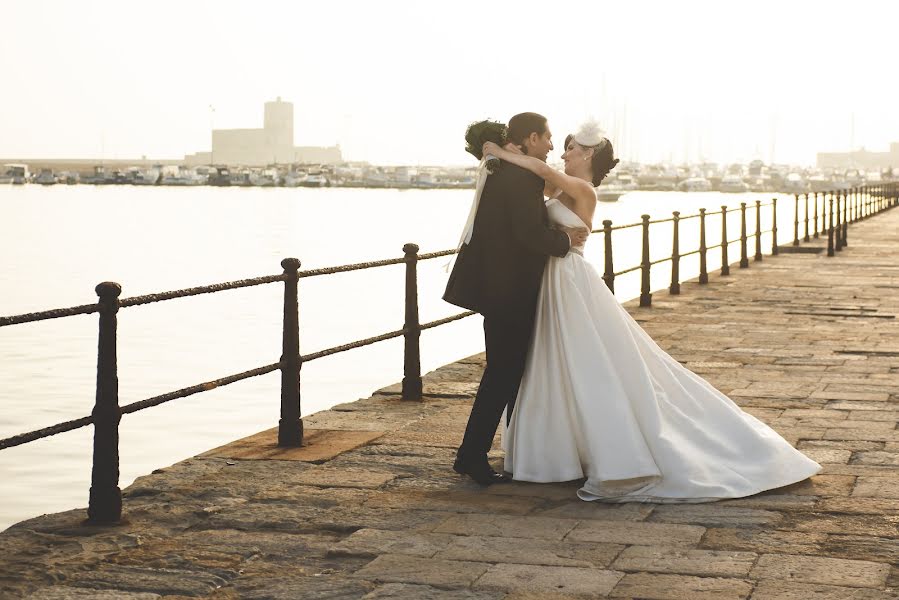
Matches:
[2,0,897,166]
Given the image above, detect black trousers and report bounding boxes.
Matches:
[457,313,535,466]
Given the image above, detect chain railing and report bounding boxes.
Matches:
[0,183,896,524]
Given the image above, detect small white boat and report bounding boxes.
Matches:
[597,189,624,202]
[132,167,161,185]
[719,175,749,193]
[282,170,307,187]
[59,171,80,184]
[34,169,58,185]
[781,173,809,194]
[678,177,712,192]
[161,167,206,186]
[4,164,30,185]
[82,166,112,185]
[249,168,279,187]
[300,173,328,187]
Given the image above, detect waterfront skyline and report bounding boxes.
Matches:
[2,0,898,166]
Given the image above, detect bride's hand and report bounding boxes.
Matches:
[482,141,503,157]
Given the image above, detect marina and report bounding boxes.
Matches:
[1,159,894,194]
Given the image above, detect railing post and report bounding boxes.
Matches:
[792,194,800,246]
[852,187,857,222]
[720,206,730,275]
[739,202,749,268]
[835,191,843,251]
[812,192,819,238]
[699,208,708,284]
[771,198,779,255]
[87,281,122,524]
[402,243,422,400]
[278,258,302,447]
[803,193,810,241]
[827,192,835,257]
[842,189,849,247]
[640,214,652,307]
[669,212,681,294]
[602,220,615,294]
[754,200,763,261]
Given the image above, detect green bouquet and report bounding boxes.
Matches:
[464,119,507,172]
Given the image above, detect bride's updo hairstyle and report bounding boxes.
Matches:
[507,112,548,155]
[568,121,620,186]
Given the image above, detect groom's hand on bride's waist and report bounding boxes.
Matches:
[560,226,589,247]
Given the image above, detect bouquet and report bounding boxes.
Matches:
[464,119,507,173]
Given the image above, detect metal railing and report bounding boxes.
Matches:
[0,183,896,523]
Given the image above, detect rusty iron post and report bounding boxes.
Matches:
[792,194,800,246]
[402,243,423,401]
[803,193,810,241]
[670,212,681,294]
[812,192,819,238]
[739,202,749,268]
[842,189,849,248]
[640,214,652,307]
[827,193,835,257]
[87,281,123,524]
[278,258,302,447]
[754,200,763,261]
[699,208,708,284]
[852,187,857,222]
[771,198,779,255]
[835,192,843,251]
[602,220,614,294]
[720,206,730,275]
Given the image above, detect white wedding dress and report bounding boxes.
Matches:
[503,197,821,502]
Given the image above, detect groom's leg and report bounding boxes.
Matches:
[458,316,531,464]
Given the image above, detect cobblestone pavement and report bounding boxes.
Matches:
[2,207,898,599]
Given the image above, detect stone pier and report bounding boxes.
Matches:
[1,208,897,599]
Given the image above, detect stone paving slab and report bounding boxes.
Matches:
[200,427,384,462]
[2,205,899,598]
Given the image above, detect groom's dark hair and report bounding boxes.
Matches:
[507,112,548,155]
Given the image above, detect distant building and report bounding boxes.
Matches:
[817,143,899,170]
[185,98,342,166]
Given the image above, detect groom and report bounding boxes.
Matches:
[444,112,587,485]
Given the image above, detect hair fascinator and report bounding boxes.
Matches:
[573,120,607,148]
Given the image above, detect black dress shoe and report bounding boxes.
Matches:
[453,458,511,485]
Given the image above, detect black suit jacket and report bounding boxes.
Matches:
[443,162,570,322]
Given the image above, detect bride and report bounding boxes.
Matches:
[481,123,821,503]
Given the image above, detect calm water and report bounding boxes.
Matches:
[0,184,805,530]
